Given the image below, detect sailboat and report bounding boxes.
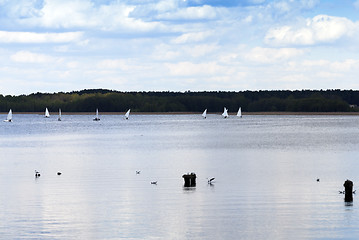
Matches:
[125,109,130,120]
[45,108,50,118]
[237,107,242,118]
[58,108,62,121]
[202,109,207,119]
[222,107,228,118]
[3,109,12,122]
[93,108,100,121]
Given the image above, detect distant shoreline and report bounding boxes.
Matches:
[2,111,359,115]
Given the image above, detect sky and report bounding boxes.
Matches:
[1,0,359,95]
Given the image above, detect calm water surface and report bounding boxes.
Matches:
[1,114,359,239]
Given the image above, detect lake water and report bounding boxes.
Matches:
[1,113,359,239]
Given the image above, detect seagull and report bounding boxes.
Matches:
[339,190,345,194]
[207,177,215,184]
[151,181,157,185]
[35,170,41,178]
[57,172,62,175]
[136,171,141,174]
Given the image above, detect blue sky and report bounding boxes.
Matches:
[1,0,359,95]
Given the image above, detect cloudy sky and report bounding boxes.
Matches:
[1,0,359,95]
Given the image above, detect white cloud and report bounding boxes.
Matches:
[300,0,319,9]
[184,44,218,58]
[165,61,227,76]
[154,0,178,12]
[152,44,181,60]
[10,51,56,63]
[93,76,128,85]
[2,0,359,94]
[156,5,219,20]
[265,15,358,46]
[0,0,43,18]
[303,59,359,72]
[18,0,163,32]
[31,0,97,28]
[245,47,305,63]
[97,59,132,70]
[0,31,83,43]
[272,1,291,13]
[66,61,80,69]
[302,59,330,67]
[172,31,213,44]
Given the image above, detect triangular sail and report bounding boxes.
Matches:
[125,109,130,119]
[93,108,100,121]
[222,107,228,118]
[237,107,242,118]
[4,109,12,122]
[202,109,207,118]
[45,108,50,118]
[7,109,12,121]
[58,108,62,121]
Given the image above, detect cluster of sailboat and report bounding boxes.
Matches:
[202,107,242,119]
[3,107,242,122]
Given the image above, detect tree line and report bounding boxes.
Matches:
[0,89,358,113]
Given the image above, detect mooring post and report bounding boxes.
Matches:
[344,179,353,202]
[182,173,196,187]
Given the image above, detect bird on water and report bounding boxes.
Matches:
[207,177,215,184]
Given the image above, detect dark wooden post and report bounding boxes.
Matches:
[344,179,353,202]
[182,173,196,187]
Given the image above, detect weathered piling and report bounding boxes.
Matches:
[344,179,353,202]
[182,173,196,187]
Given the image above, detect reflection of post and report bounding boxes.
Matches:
[182,173,196,187]
[344,179,353,202]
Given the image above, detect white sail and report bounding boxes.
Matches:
[58,108,62,121]
[222,107,228,118]
[45,108,50,118]
[237,107,242,118]
[93,108,100,121]
[125,109,130,119]
[202,109,207,119]
[4,109,12,122]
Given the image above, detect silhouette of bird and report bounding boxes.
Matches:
[339,190,345,194]
[353,190,356,194]
[136,171,141,174]
[151,181,157,185]
[35,170,40,178]
[207,177,215,184]
[57,172,62,175]
[316,178,320,182]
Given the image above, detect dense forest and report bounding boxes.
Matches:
[0,89,358,113]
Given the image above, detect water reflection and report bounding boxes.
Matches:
[2,114,359,239]
[183,187,196,192]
